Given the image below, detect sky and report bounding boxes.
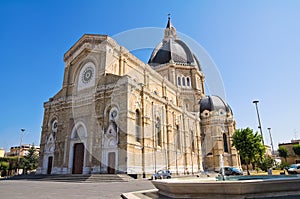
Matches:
[0,0,300,151]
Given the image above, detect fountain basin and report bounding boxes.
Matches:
[216,174,299,181]
[151,176,300,198]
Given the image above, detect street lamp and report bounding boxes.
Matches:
[253,100,264,145]
[267,128,274,156]
[17,128,25,174]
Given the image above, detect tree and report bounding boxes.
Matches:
[278,146,288,162]
[232,127,265,175]
[21,145,39,174]
[0,161,9,177]
[258,155,274,172]
[293,144,300,157]
[0,157,18,176]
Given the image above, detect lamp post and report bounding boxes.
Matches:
[17,128,25,174]
[267,128,274,156]
[253,100,264,145]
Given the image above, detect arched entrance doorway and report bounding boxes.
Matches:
[72,143,84,174]
[69,122,88,174]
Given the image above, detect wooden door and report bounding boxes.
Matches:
[72,143,84,174]
[47,156,53,174]
[107,152,115,174]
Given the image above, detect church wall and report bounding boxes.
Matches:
[200,110,240,171]
[38,36,122,174]
[123,70,203,176]
[38,33,238,177]
[38,100,75,174]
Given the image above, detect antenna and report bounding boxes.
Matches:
[294,129,298,140]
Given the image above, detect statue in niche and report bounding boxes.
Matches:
[106,120,117,138]
[104,108,119,146]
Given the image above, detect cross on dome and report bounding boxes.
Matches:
[164,14,177,40]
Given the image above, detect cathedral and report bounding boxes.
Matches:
[37,17,240,177]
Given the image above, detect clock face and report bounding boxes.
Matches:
[82,66,94,84]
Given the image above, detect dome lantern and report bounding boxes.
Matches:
[148,17,202,71]
[163,15,177,41]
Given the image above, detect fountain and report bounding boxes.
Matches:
[121,154,300,198]
[219,154,225,181]
[149,175,300,199]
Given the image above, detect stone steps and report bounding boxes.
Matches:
[3,174,134,183]
[86,174,134,183]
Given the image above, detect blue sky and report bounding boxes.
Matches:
[0,0,299,151]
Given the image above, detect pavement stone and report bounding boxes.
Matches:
[0,178,155,199]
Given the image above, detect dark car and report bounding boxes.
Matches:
[219,166,243,176]
[151,170,172,180]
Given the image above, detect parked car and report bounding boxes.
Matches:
[287,164,300,174]
[219,166,243,176]
[151,170,172,180]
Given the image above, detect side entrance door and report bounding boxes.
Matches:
[47,156,53,174]
[107,152,115,174]
[72,143,84,174]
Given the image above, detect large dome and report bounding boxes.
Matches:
[148,17,201,70]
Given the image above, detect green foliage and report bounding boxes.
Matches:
[0,161,9,170]
[258,155,275,172]
[20,145,39,173]
[293,144,300,156]
[277,161,290,170]
[0,156,18,162]
[0,157,18,170]
[0,157,20,176]
[0,161,9,177]
[232,127,265,174]
[278,146,289,162]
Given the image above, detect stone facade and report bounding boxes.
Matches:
[279,139,300,164]
[0,148,5,158]
[200,96,240,170]
[37,19,240,177]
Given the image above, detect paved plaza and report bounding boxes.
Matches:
[2,176,300,199]
[0,179,155,199]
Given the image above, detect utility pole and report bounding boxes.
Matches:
[253,100,264,145]
[267,128,274,156]
[17,128,25,175]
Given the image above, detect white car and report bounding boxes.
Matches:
[151,170,172,180]
[287,164,300,174]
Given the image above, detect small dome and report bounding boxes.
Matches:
[200,95,232,116]
[148,17,201,71]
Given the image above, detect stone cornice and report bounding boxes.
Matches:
[64,34,108,63]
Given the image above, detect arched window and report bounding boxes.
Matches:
[177,76,181,86]
[182,77,186,86]
[156,117,162,146]
[176,125,180,150]
[186,77,190,87]
[223,133,229,153]
[51,119,58,139]
[135,110,141,142]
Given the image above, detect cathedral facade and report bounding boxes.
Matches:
[37,18,240,177]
